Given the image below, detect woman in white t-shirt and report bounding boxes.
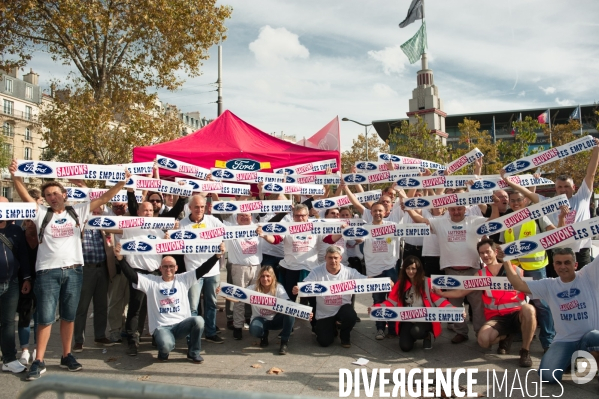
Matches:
[248,266,296,355]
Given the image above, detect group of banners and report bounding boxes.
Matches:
[430,275,533,291]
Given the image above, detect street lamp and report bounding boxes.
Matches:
[342,118,372,161]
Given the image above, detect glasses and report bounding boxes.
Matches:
[113,205,126,209]
[293,214,308,217]
[509,198,524,203]
[161,264,177,269]
[149,199,163,203]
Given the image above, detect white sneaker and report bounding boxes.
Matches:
[19,350,30,365]
[243,323,249,330]
[2,360,27,373]
[375,329,386,340]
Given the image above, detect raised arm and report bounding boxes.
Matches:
[342,183,366,215]
[114,244,139,285]
[195,243,225,279]
[500,169,540,204]
[9,160,37,207]
[583,138,599,190]
[498,248,532,294]
[89,170,131,211]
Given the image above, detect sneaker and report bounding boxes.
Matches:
[73,343,83,353]
[19,350,30,365]
[2,360,27,374]
[26,360,46,380]
[451,334,468,344]
[127,342,138,356]
[423,332,434,350]
[375,329,386,340]
[187,353,204,364]
[60,353,82,372]
[277,328,294,339]
[205,335,224,344]
[260,333,269,348]
[233,328,242,340]
[497,335,513,355]
[519,348,532,367]
[341,340,351,348]
[157,354,168,362]
[243,323,250,330]
[279,341,288,355]
[95,338,116,347]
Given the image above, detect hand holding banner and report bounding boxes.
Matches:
[436,148,484,176]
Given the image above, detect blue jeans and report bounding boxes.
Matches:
[539,330,599,383]
[523,267,555,349]
[153,316,204,359]
[18,310,37,348]
[249,314,295,341]
[0,278,20,363]
[188,274,220,337]
[35,266,83,325]
[371,268,398,331]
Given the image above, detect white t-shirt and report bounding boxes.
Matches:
[304,264,366,320]
[539,182,592,252]
[34,203,90,271]
[121,228,164,272]
[279,234,320,271]
[135,271,197,334]
[227,234,263,265]
[527,257,599,342]
[317,236,348,265]
[180,214,223,277]
[421,210,441,257]
[429,216,486,269]
[363,203,403,223]
[363,221,400,276]
[345,239,363,259]
[257,213,291,258]
[250,283,289,321]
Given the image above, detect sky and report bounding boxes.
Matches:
[24,0,599,151]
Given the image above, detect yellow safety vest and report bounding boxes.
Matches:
[504,220,548,271]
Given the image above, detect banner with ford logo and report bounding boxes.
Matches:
[297,278,391,297]
[432,147,484,176]
[113,162,154,175]
[167,226,258,241]
[468,174,554,191]
[259,221,343,236]
[15,160,127,181]
[341,223,430,239]
[218,284,312,320]
[67,188,143,203]
[395,175,476,189]
[402,191,494,209]
[0,203,38,220]
[120,238,222,255]
[107,176,194,197]
[500,216,599,261]
[174,179,249,196]
[209,168,285,184]
[369,306,465,322]
[260,183,325,196]
[431,274,532,290]
[376,153,446,170]
[355,161,421,172]
[475,195,569,236]
[210,200,292,214]
[342,171,419,185]
[285,173,340,185]
[312,191,384,209]
[273,159,338,175]
[502,135,597,175]
[86,216,176,230]
[156,154,210,179]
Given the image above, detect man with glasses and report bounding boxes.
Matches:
[502,246,599,385]
[127,191,186,220]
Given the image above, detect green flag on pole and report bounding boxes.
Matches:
[400,21,427,64]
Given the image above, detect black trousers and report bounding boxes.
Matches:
[423,256,441,278]
[403,243,423,264]
[399,321,431,352]
[314,304,357,347]
[125,269,157,343]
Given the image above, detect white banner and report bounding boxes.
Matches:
[297,278,391,297]
[115,162,154,175]
[261,183,325,196]
[174,179,252,196]
[475,195,569,236]
[218,284,312,320]
[468,174,554,191]
[377,153,446,170]
[369,306,465,323]
[210,168,285,184]
[312,190,382,210]
[211,200,292,214]
[167,225,258,241]
[85,216,176,230]
[502,135,597,175]
[402,191,494,209]
[67,188,143,203]
[436,148,484,176]
[273,159,338,175]
[285,173,340,185]
[156,154,210,179]
[394,175,477,189]
[341,223,430,239]
[0,203,37,220]
[120,238,222,255]
[342,171,420,185]
[355,161,422,172]
[260,221,342,236]
[430,275,532,291]
[500,217,599,261]
[14,160,126,181]
[108,176,194,196]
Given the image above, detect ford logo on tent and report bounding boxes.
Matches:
[477,222,502,235]
[371,308,398,319]
[157,158,177,169]
[299,284,328,294]
[262,224,287,234]
[471,180,497,190]
[122,241,153,252]
[432,276,461,288]
[88,217,116,228]
[314,199,336,209]
[356,162,378,171]
[171,231,197,240]
[222,286,248,300]
[264,183,283,192]
[504,241,538,257]
[504,160,531,174]
[226,159,261,171]
[70,189,87,199]
[17,162,53,175]
[396,178,420,187]
[212,169,234,179]
[343,174,366,183]
[404,198,430,208]
[557,288,581,299]
[159,288,177,296]
[343,228,369,238]
[213,202,238,212]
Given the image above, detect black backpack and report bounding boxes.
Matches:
[38,206,82,244]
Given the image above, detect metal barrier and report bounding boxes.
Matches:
[18,375,322,399]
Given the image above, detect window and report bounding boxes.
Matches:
[3,143,13,159]
[25,127,32,141]
[25,106,32,120]
[2,187,12,200]
[25,85,33,99]
[24,147,32,160]
[3,99,14,115]
[2,122,13,137]
[4,78,13,93]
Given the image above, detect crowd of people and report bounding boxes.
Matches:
[0,146,598,387]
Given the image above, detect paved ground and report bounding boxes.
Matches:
[3,278,599,399]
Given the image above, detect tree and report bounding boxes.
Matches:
[496,116,541,166]
[455,118,501,175]
[341,133,388,174]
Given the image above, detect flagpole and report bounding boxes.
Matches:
[579,105,583,135]
[492,116,496,144]
[548,108,552,147]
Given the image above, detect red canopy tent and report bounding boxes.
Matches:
[133,110,340,178]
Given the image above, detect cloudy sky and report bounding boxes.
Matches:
[26,0,599,151]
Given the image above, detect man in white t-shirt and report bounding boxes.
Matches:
[503,246,599,384]
[292,246,366,348]
[9,160,129,381]
[115,245,224,363]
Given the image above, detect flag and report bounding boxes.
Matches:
[537,110,549,124]
[570,105,581,120]
[401,22,427,64]
[299,116,340,152]
[399,0,423,28]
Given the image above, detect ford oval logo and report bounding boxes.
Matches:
[370,308,398,319]
[226,159,261,171]
[343,228,369,238]
[356,162,378,171]
[17,161,53,175]
[285,176,297,183]
[212,169,234,179]
[262,224,287,234]
[275,168,295,175]
[299,284,328,294]
[54,218,67,225]
[504,160,531,174]
[379,154,401,162]
[477,222,503,235]
[70,189,87,199]
[171,231,197,239]
[213,202,238,212]
[264,183,283,192]
[122,241,153,252]
[187,181,199,190]
[504,240,538,256]
[159,288,178,296]
[557,288,581,299]
[404,198,430,208]
[432,276,461,288]
[343,174,367,183]
[157,158,177,169]
[88,217,116,228]
[451,225,463,230]
[222,285,248,300]
[396,178,420,187]
[471,180,497,190]
[314,199,336,209]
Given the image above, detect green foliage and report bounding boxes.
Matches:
[497,116,541,164]
[387,116,450,167]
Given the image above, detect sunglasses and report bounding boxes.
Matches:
[149,199,163,203]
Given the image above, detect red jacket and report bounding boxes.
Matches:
[375,277,453,337]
